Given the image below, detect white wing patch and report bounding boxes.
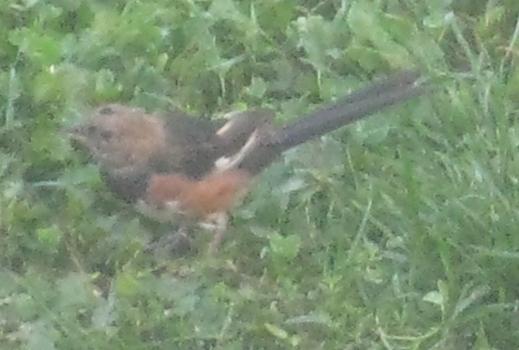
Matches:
[216,113,239,137]
[214,129,260,172]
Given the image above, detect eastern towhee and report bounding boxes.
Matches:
[69,70,426,253]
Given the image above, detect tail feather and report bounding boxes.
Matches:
[277,70,423,151]
[236,70,426,174]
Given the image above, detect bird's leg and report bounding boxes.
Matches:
[136,198,196,256]
[200,212,229,254]
[144,225,194,257]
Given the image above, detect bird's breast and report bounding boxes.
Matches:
[141,169,252,222]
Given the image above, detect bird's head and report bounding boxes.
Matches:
[68,104,168,174]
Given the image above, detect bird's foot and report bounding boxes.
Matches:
[145,226,194,257]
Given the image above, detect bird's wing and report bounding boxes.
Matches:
[157,108,275,179]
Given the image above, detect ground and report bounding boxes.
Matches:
[0,0,518,349]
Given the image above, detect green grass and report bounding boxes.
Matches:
[1,0,519,349]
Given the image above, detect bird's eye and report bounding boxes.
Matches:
[86,125,97,134]
[98,106,114,115]
[100,130,113,140]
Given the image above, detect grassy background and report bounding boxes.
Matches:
[1,0,519,349]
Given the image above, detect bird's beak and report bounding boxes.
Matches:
[64,125,89,147]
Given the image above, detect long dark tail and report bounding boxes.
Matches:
[236,70,426,174]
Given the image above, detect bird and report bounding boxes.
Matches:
[68,70,426,253]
